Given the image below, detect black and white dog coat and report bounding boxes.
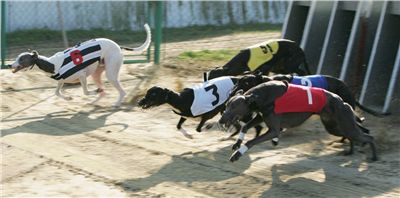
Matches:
[51,39,102,80]
[190,76,235,116]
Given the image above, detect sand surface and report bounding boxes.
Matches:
[2,32,400,197]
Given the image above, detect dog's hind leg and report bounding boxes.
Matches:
[92,66,106,93]
[105,56,126,107]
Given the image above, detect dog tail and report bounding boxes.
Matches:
[121,23,151,52]
[355,101,391,117]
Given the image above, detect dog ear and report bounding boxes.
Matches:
[31,50,39,60]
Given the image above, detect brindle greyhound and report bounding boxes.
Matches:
[207,39,311,80]
[219,81,378,162]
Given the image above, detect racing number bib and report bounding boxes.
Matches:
[52,39,102,80]
[247,40,279,71]
[190,77,235,116]
[274,84,327,113]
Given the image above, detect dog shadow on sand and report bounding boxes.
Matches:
[260,152,399,198]
[119,145,269,196]
[1,106,128,137]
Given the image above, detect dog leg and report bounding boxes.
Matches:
[232,115,263,151]
[230,128,280,162]
[177,117,186,129]
[79,76,97,96]
[105,55,125,107]
[196,118,207,132]
[55,81,72,101]
[109,80,126,107]
[176,117,192,139]
[343,140,354,155]
[91,66,106,96]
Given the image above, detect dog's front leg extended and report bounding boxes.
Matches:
[79,76,96,95]
[230,128,280,162]
[177,117,192,139]
[232,115,263,151]
[55,81,72,100]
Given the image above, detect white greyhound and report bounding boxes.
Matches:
[9,24,151,107]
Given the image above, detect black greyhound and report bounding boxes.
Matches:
[138,76,259,138]
[207,39,311,80]
[219,81,378,162]
[231,74,388,117]
[227,73,386,144]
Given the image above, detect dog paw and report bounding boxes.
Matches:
[271,137,279,146]
[229,150,242,162]
[179,128,193,139]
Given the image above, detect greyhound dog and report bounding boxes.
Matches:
[231,73,388,117]
[206,39,310,80]
[9,24,151,107]
[138,76,238,138]
[219,81,378,162]
[228,73,382,144]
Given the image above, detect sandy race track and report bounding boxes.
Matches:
[1,32,400,197]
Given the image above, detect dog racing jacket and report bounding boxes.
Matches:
[246,39,280,71]
[190,76,235,116]
[274,84,327,114]
[51,39,102,80]
[290,75,328,90]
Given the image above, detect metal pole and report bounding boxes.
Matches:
[146,1,151,63]
[316,0,339,74]
[359,0,388,104]
[1,1,7,69]
[56,1,69,48]
[383,43,400,113]
[154,1,163,65]
[339,1,364,80]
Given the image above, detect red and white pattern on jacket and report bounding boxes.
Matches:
[274,84,327,114]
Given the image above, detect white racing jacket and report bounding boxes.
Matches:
[51,39,102,80]
[190,76,235,116]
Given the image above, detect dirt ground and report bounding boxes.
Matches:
[1,32,400,198]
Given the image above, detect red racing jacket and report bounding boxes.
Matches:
[274,84,327,114]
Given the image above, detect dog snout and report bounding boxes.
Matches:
[138,98,146,107]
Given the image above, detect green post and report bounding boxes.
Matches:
[154,1,163,65]
[1,1,6,69]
